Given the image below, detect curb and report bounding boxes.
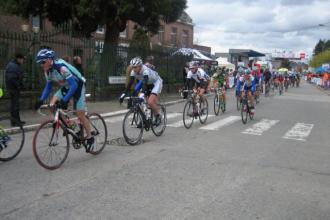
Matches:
[14,98,187,134]
[315,85,330,96]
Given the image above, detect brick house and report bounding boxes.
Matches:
[94,11,194,49]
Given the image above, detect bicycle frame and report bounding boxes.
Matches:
[40,105,99,146]
[127,97,152,130]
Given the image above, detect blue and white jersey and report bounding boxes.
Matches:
[130,64,161,84]
[187,68,209,83]
[45,59,85,89]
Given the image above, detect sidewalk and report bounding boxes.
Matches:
[15,93,185,131]
[308,81,330,96]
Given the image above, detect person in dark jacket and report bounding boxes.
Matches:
[5,53,25,126]
[73,56,84,76]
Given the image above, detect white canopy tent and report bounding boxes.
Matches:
[172,48,212,60]
[216,57,235,70]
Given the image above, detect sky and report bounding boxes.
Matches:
[186,0,330,55]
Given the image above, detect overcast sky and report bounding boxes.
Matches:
[186,0,330,54]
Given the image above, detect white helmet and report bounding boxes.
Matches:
[189,61,199,69]
[130,57,143,66]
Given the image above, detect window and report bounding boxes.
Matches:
[95,41,104,53]
[158,25,164,44]
[171,27,177,46]
[182,30,189,47]
[32,15,41,32]
[96,25,105,34]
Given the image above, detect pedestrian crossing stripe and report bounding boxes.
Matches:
[242,119,279,135]
[167,115,216,128]
[282,123,314,141]
[104,112,314,142]
[199,116,240,130]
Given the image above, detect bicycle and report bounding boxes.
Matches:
[241,92,254,124]
[265,81,270,97]
[32,103,108,170]
[122,95,166,145]
[284,78,290,92]
[182,90,209,129]
[0,116,25,162]
[213,86,226,115]
[236,90,242,111]
[254,85,261,104]
[278,81,284,95]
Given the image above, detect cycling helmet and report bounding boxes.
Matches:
[238,67,244,74]
[130,57,143,66]
[36,49,56,64]
[189,61,199,69]
[245,69,251,75]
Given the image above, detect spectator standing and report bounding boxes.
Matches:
[73,56,84,76]
[5,52,25,126]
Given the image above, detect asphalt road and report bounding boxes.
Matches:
[1,81,330,220]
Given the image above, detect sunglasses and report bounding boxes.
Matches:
[39,60,46,65]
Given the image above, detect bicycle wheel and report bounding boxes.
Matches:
[0,117,25,162]
[199,98,209,124]
[151,105,167,136]
[236,95,241,111]
[213,94,220,115]
[87,113,108,155]
[220,94,226,113]
[32,120,70,170]
[241,101,248,124]
[122,109,143,145]
[183,100,194,129]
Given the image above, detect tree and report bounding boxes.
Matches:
[1,0,187,83]
[127,27,150,62]
[314,39,325,55]
[129,27,150,50]
[310,49,330,68]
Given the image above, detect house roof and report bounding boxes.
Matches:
[229,49,265,57]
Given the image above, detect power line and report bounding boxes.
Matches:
[194,21,330,34]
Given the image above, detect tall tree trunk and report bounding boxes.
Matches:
[99,23,120,87]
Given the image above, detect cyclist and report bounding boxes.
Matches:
[264,68,271,91]
[186,61,209,101]
[212,66,226,101]
[241,69,256,113]
[235,67,245,98]
[34,49,95,153]
[278,73,284,93]
[119,57,163,123]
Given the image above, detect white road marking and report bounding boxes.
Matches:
[200,116,240,131]
[166,113,182,119]
[105,113,181,123]
[167,115,215,128]
[105,115,124,123]
[242,119,279,136]
[282,123,314,141]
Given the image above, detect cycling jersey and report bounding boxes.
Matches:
[39,58,87,111]
[213,72,225,87]
[186,68,209,83]
[237,75,256,93]
[127,65,163,95]
[130,64,161,84]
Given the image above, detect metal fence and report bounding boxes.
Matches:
[0,27,188,97]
